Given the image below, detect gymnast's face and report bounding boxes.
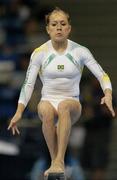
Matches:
[46,11,71,43]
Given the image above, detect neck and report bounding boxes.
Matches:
[51,39,68,53]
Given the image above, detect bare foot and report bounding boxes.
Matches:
[44,160,55,176]
[44,166,53,176]
[44,160,65,177]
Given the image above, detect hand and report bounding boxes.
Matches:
[8,113,22,135]
[101,95,115,117]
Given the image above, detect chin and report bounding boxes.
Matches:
[54,37,66,43]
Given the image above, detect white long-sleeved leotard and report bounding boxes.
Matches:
[18,39,112,107]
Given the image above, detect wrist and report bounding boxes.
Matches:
[16,103,25,116]
[104,89,112,97]
[15,111,22,118]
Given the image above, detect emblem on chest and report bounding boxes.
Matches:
[57,64,64,71]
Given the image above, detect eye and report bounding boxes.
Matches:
[61,23,66,26]
[51,23,57,26]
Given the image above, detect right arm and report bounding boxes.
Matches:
[8,47,44,135]
[8,103,25,135]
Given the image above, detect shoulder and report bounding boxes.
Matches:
[68,39,90,53]
[31,41,49,59]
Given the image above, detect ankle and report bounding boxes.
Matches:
[55,159,64,165]
[51,159,56,165]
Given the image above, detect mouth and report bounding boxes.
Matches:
[56,33,62,36]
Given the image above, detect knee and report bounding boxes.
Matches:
[58,101,69,114]
[42,113,55,127]
[40,110,54,124]
[37,103,55,124]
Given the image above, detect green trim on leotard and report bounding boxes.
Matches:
[43,53,56,69]
[66,53,83,74]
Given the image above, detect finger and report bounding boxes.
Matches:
[109,108,115,117]
[8,120,17,129]
[12,127,15,135]
[8,123,13,130]
[7,124,11,130]
[15,127,20,135]
[8,121,13,129]
[111,109,115,117]
[101,98,104,104]
[106,104,115,117]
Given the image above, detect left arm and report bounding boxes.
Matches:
[82,47,115,117]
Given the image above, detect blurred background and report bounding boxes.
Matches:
[0,0,117,180]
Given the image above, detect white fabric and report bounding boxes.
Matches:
[18,39,112,107]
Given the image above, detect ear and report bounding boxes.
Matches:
[46,26,49,35]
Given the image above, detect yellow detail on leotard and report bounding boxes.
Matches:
[31,44,48,59]
[100,73,112,90]
[102,73,110,82]
[35,44,47,53]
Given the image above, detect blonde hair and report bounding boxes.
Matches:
[45,7,71,25]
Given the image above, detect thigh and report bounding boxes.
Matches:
[37,100,58,121]
[58,99,82,124]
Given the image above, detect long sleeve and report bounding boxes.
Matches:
[18,48,43,107]
[81,47,112,92]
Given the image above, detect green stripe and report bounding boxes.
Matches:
[66,53,83,73]
[43,54,56,69]
[19,65,31,100]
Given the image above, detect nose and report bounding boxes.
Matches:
[57,23,62,30]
